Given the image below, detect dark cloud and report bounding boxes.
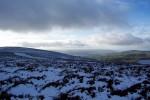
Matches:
[0,0,128,32]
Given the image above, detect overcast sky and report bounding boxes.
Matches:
[0,0,150,50]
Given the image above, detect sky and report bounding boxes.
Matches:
[0,0,150,50]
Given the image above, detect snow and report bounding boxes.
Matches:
[15,52,34,58]
[114,76,144,90]
[0,73,10,80]
[111,96,129,100]
[138,59,150,65]
[9,84,38,96]
[0,54,150,99]
[41,87,59,99]
[14,52,46,59]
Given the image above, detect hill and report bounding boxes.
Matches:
[88,50,150,63]
[0,47,81,60]
[60,49,115,57]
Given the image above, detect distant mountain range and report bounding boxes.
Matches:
[0,47,150,63]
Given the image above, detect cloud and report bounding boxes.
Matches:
[90,33,144,46]
[0,0,129,32]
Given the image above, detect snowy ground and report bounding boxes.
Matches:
[0,57,150,100]
[138,59,150,65]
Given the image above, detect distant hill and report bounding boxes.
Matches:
[88,50,150,63]
[0,47,80,60]
[60,49,116,57]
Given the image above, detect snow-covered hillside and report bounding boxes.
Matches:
[0,47,150,100]
[0,47,81,60]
